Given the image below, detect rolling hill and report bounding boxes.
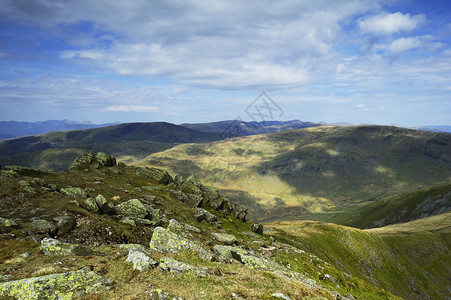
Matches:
[0,122,222,171]
[135,125,451,221]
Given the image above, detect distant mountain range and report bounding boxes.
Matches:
[1,119,450,142]
[0,120,118,141]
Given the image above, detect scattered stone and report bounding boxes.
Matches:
[213,245,236,264]
[120,218,136,226]
[184,194,203,208]
[231,292,245,299]
[0,217,18,227]
[211,232,237,245]
[118,244,152,256]
[150,289,183,300]
[136,167,172,185]
[40,238,94,256]
[320,273,335,282]
[149,227,213,261]
[84,197,100,213]
[19,252,31,258]
[60,187,88,198]
[31,219,56,234]
[19,180,37,194]
[272,292,292,300]
[159,257,208,276]
[1,275,13,282]
[125,250,158,271]
[0,266,112,299]
[54,216,75,235]
[251,223,264,235]
[242,231,259,238]
[167,219,201,234]
[194,208,217,223]
[116,199,149,219]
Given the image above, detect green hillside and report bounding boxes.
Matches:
[0,122,221,171]
[0,153,449,299]
[136,125,451,221]
[267,211,451,300]
[323,182,451,228]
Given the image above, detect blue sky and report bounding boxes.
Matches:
[0,0,450,126]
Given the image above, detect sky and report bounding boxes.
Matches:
[0,0,450,126]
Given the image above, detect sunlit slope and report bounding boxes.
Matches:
[267,212,451,300]
[324,182,451,228]
[136,125,451,221]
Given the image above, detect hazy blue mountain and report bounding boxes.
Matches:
[0,120,119,141]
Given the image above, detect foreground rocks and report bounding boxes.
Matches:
[0,267,112,299]
[40,238,95,256]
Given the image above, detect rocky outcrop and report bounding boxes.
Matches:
[136,167,172,185]
[0,267,112,299]
[70,152,116,169]
[31,219,57,234]
[53,216,75,235]
[125,250,158,271]
[251,223,264,235]
[149,227,213,261]
[40,238,94,256]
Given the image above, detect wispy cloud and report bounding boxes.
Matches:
[105,105,159,112]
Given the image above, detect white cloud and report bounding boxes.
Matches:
[359,12,425,36]
[389,37,422,53]
[105,105,159,112]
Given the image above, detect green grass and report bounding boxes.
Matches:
[135,125,451,221]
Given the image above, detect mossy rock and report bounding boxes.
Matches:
[211,232,237,245]
[0,217,18,227]
[150,289,182,300]
[149,227,213,261]
[54,216,75,235]
[135,167,172,185]
[116,199,149,219]
[0,266,112,299]
[40,238,94,256]
[95,152,117,167]
[84,197,100,213]
[118,243,152,256]
[125,250,158,272]
[31,219,57,233]
[60,187,88,199]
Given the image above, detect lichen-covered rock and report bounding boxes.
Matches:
[167,219,201,234]
[119,244,152,256]
[0,217,18,227]
[159,257,209,277]
[53,216,75,235]
[116,199,148,219]
[61,187,88,198]
[213,245,236,263]
[149,227,213,261]
[136,167,172,185]
[184,194,203,208]
[150,288,183,300]
[31,219,57,233]
[121,218,136,226]
[222,201,247,221]
[125,250,158,271]
[181,175,202,195]
[69,152,116,169]
[201,186,224,209]
[19,180,37,194]
[211,232,237,245]
[251,223,264,235]
[95,152,116,167]
[194,208,217,223]
[84,197,100,213]
[95,194,116,215]
[0,266,112,299]
[40,238,94,256]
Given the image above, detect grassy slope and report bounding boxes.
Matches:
[267,212,451,300]
[0,122,221,171]
[322,182,451,228]
[1,160,407,300]
[135,125,451,221]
